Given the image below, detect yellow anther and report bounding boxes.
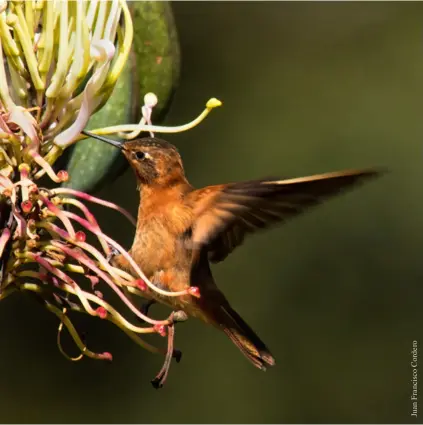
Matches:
[206,98,223,109]
[18,163,30,173]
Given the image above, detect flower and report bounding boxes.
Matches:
[0,0,220,388]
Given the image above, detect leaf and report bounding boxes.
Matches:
[130,1,181,122]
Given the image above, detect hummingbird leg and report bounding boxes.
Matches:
[106,245,133,272]
[151,310,185,389]
[170,310,187,364]
[151,321,175,389]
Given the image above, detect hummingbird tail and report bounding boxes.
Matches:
[219,305,275,370]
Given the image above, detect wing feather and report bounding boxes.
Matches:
[186,169,382,263]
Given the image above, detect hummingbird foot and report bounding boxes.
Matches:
[151,321,176,389]
[106,245,120,262]
[151,310,186,388]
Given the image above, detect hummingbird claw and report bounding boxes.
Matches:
[150,322,178,389]
[135,299,156,325]
[172,349,182,363]
[106,245,120,262]
[141,299,156,316]
[150,377,164,390]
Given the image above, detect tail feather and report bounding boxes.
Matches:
[219,305,275,370]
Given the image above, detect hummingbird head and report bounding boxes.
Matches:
[122,137,185,185]
[81,131,186,186]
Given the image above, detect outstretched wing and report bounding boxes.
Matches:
[186,169,381,263]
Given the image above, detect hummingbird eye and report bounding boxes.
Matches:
[134,151,146,160]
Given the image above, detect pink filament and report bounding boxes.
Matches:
[39,196,76,238]
[58,279,159,336]
[29,151,61,182]
[29,253,97,316]
[52,241,170,326]
[62,210,192,298]
[0,228,11,258]
[51,188,136,226]
[57,197,110,256]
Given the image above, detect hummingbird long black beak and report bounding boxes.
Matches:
[81,130,124,149]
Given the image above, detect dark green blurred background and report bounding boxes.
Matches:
[1,2,423,423]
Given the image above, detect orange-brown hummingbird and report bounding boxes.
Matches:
[82,130,381,374]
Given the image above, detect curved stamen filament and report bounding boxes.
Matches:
[52,240,170,326]
[39,195,76,238]
[54,279,163,335]
[29,151,62,183]
[18,269,165,337]
[50,187,136,226]
[61,211,195,298]
[55,291,165,355]
[44,300,112,361]
[19,283,104,360]
[73,98,222,141]
[41,219,128,288]
[107,265,135,283]
[28,252,97,316]
[57,307,84,362]
[56,197,110,256]
[118,92,157,140]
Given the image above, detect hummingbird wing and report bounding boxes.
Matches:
[187,169,381,263]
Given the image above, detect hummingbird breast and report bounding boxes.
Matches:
[130,200,194,280]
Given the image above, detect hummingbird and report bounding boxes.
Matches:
[82,130,381,374]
